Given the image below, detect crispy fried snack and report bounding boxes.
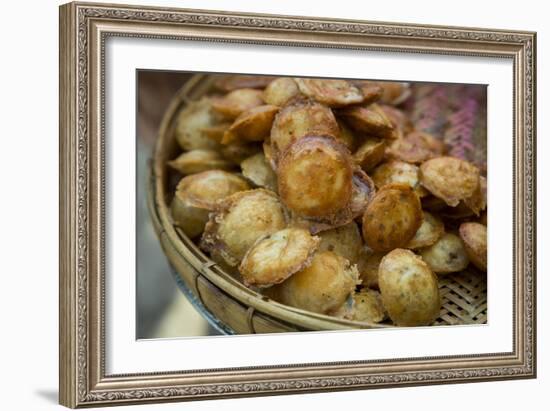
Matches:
[338,104,395,139]
[294,78,365,107]
[336,122,357,152]
[459,222,487,271]
[222,105,279,144]
[270,99,340,162]
[376,82,411,105]
[317,222,363,264]
[240,152,278,191]
[211,88,264,119]
[362,183,422,252]
[371,160,428,197]
[463,176,487,216]
[171,171,251,238]
[353,138,386,172]
[239,228,320,287]
[351,81,383,105]
[200,189,287,266]
[167,149,234,175]
[200,123,231,144]
[213,75,274,92]
[378,105,414,139]
[278,136,353,220]
[273,251,359,315]
[174,97,222,151]
[406,211,445,249]
[420,156,480,207]
[378,249,440,326]
[356,247,385,289]
[419,232,469,274]
[386,131,445,164]
[351,289,387,323]
[263,77,301,106]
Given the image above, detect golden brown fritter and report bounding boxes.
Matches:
[295,78,365,107]
[459,222,487,271]
[211,88,264,119]
[419,232,469,274]
[338,103,395,139]
[406,211,445,249]
[263,77,301,106]
[222,105,279,144]
[167,149,234,175]
[387,131,445,164]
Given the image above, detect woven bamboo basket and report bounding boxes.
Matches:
[148,74,488,334]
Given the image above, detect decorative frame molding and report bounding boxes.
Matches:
[59,2,536,408]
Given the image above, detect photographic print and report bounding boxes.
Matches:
[59,2,535,407]
[140,71,488,337]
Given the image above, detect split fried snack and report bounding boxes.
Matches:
[174,97,222,151]
[419,156,480,207]
[376,82,411,105]
[356,247,385,289]
[239,228,320,288]
[222,105,279,144]
[220,143,261,165]
[349,168,377,218]
[336,122,357,151]
[362,183,422,252]
[263,77,301,106]
[338,103,395,139]
[378,105,414,139]
[213,75,274,92]
[167,149,234,175]
[387,131,445,164]
[351,81,383,105]
[351,289,387,323]
[200,123,231,144]
[200,189,287,266]
[171,171,251,238]
[294,78,365,107]
[378,248,440,326]
[211,88,264,119]
[371,160,428,197]
[419,232,469,274]
[240,152,278,191]
[406,211,445,249]
[459,222,487,271]
[353,138,386,172]
[270,99,340,162]
[273,251,359,315]
[278,136,353,220]
[317,222,363,264]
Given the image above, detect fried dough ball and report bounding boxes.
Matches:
[356,247,385,289]
[378,249,440,326]
[201,189,287,266]
[241,152,278,191]
[419,232,469,274]
[352,81,383,105]
[174,97,221,151]
[273,251,359,315]
[419,157,480,207]
[213,75,274,92]
[352,289,387,323]
[171,171,251,238]
[239,228,320,287]
[263,77,301,106]
[463,176,487,216]
[278,136,353,220]
[406,211,445,249]
[211,88,264,119]
[362,183,422,252]
[459,222,487,271]
[387,131,445,164]
[353,138,386,172]
[338,103,395,139]
[295,78,365,107]
[377,82,412,105]
[371,160,428,197]
[378,105,414,139]
[317,222,363,264]
[167,149,234,175]
[222,105,279,144]
[270,99,340,162]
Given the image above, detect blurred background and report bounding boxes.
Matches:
[136,71,221,338]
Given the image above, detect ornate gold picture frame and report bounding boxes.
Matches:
[59,1,536,408]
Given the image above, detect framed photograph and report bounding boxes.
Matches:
[59,1,537,408]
